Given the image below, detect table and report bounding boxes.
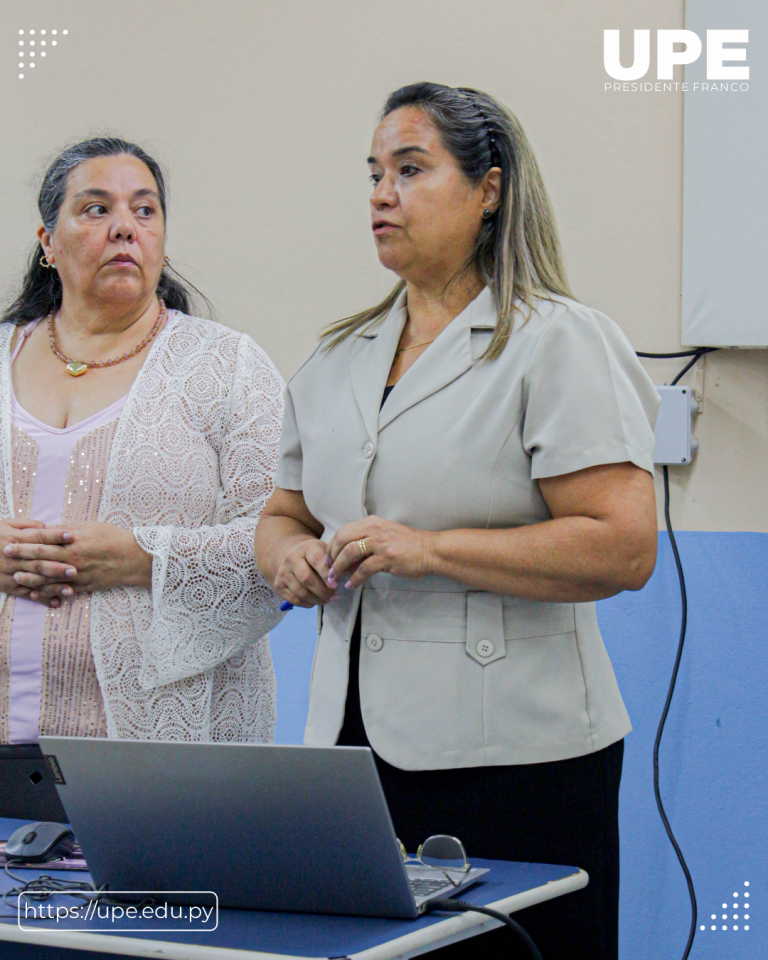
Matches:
[0,817,587,960]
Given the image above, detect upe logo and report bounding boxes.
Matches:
[604,30,749,80]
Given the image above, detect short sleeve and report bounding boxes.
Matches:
[275,386,304,490]
[522,302,660,479]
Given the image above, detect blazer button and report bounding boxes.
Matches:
[477,639,495,658]
[363,441,375,458]
[366,634,383,652]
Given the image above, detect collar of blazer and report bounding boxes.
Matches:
[350,285,497,436]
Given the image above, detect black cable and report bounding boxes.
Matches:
[625,344,716,958]
[669,349,716,385]
[649,344,707,960]
[0,861,153,921]
[0,860,96,920]
[426,898,543,960]
[636,348,719,359]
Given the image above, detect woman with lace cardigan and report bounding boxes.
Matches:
[0,138,284,816]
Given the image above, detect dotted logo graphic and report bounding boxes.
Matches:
[700,881,751,933]
[17,28,69,80]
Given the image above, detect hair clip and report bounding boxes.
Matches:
[461,90,501,168]
[474,105,500,167]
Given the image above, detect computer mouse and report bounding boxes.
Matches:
[5,821,76,863]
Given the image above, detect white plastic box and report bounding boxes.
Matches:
[654,386,699,465]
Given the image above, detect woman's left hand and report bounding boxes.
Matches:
[3,521,153,600]
[326,516,435,590]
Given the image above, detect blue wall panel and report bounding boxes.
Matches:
[602,532,767,960]
[270,532,767,958]
[270,605,316,746]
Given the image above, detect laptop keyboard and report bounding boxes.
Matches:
[409,877,454,898]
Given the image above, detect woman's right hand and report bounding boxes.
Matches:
[273,538,338,609]
[0,518,62,606]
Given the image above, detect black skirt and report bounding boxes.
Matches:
[337,616,623,960]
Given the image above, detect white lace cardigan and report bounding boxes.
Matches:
[0,312,286,742]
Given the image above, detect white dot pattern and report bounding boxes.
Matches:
[14,27,68,77]
[705,884,752,932]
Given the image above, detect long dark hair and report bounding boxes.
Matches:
[322,82,572,360]
[2,137,208,325]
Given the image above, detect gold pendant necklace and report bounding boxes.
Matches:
[47,301,166,377]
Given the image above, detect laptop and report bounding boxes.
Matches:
[37,737,488,918]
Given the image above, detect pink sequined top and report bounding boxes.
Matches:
[7,319,128,743]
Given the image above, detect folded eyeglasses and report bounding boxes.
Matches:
[396,834,471,886]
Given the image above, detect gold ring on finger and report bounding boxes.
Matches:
[358,538,368,558]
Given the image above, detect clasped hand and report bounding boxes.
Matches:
[274,516,434,608]
[1,519,152,607]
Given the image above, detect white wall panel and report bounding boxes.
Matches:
[682,2,767,346]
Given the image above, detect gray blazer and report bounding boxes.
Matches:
[276,287,659,770]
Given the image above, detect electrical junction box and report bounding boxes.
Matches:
[654,386,699,466]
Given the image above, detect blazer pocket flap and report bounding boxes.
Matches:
[466,592,506,665]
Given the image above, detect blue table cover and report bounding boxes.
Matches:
[0,817,580,957]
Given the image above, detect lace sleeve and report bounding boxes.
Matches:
[132,336,286,689]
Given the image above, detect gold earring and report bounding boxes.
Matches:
[39,253,54,268]
[163,255,171,267]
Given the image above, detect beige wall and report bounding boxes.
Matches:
[0,0,762,531]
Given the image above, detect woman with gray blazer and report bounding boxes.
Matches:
[255,82,659,960]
